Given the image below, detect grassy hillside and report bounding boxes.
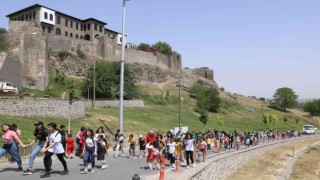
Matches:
[1,75,319,143]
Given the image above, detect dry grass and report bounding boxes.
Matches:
[227,138,320,180]
[290,145,320,180]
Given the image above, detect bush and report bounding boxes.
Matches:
[58,50,69,60]
[76,48,86,59]
[54,70,66,84]
[304,99,320,116]
[190,83,221,112]
[0,28,9,51]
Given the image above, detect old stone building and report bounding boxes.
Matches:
[6,4,120,42]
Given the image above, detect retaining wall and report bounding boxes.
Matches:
[84,100,144,109]
[191,136,317,180]
[0,99,84,119]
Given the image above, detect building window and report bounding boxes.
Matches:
[26,14,28,21]
[17,17,20,21]
[70,33,73,38]
[14,18,17,21]
[50,14,53,21]
[33,11,36,19]
[56,28,61,35]
[94,23,97,31]
[80,25,83,31]
[48,27,52,33]
[21,15,24,21]
[80,36,83,39]
[84,24,86,31]
[29,12,32,20]
[99,26,102,32]
[42,25,45,32]
[44,12,48,19]
[76,34,78,38]
[65,31,68,36]
[65,19,68,27]
[76,23,78,30]
[70,21,73,28]
[84,34,90,41]
[87,23,90,30]
[56,16,61,24]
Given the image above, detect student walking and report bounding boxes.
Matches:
[128,134,136,159]
[0,123,27,171]
[166,138,177,168]
[40,122,68,178]
[138,134,146,158]
[80,128,97,174]
[185,134,195,169]
[23,121,49,175]
[97,135,108,169]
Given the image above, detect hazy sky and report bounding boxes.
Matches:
[1,0,319,99]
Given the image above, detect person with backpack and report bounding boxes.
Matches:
[23,121,50,175]
[40,122,69,178]
[114,132,125,158]
[97,134,108,169]
[80,128,97,174]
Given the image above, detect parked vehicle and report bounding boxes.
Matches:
[302,125,317,135]
[0,82,18,94]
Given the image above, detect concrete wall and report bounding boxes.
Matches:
[0,57,22,89]
[0,99,85,119]
[84,100,145,109]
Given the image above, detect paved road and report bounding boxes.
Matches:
[0,137,311,180]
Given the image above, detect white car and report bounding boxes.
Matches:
[0,82,18,94]
[302,125,317,135]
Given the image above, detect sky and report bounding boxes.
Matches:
[1,0,320,99]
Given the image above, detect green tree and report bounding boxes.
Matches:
[273,87,298,111]
[82,61,137,99]
[217,116,224,131]
[269,114,278,129]
[190,83,221,112]
[263,113,269,129]
[67,80,76,134]
[152,41,172,52]
[283,116,289,124]
[0,28,9,51]
[199,109,208,132]
[303,99,320,116]
[138,43,151,51]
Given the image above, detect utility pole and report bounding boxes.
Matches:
[177,74,182,133]
[92,56,96,108]
[261,100,264,130]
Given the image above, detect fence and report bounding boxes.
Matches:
[0,144,36,163]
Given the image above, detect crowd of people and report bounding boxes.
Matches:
[0,121,307,178]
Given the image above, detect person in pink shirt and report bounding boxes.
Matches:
[0,123,27,171]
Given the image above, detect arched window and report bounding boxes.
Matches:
[50,14,53,21]
[76,34,79,38]
[70,33,73,38]
[56,16,61,24]
[56,28,61,35]
[65,31,68,36]
[84,34,90,41]
[44,12,48,19]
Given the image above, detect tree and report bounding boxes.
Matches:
[0,28,9,51]
[263,114,269,129]
[199,109,208,132]
[295,117,300,127]
[152,41,172,52]
[269,114,278,129]
[138,43,151,52]
[217,116,224,131]
[283,116,289,124]
[303,99,320,116]
[67,80,76,134]
[82,61,137,99]
[190,83,221,112]
[273,87,298,111]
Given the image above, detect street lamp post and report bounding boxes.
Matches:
[177,74,182,133]
[119,0,129,133]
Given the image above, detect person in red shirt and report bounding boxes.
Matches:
[145,131,157,160]
[66,133,75,159]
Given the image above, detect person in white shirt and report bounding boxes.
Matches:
[40,122,68,178]
[185,133,195,169]
[80,128,97,174]
[166,138,177,168]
